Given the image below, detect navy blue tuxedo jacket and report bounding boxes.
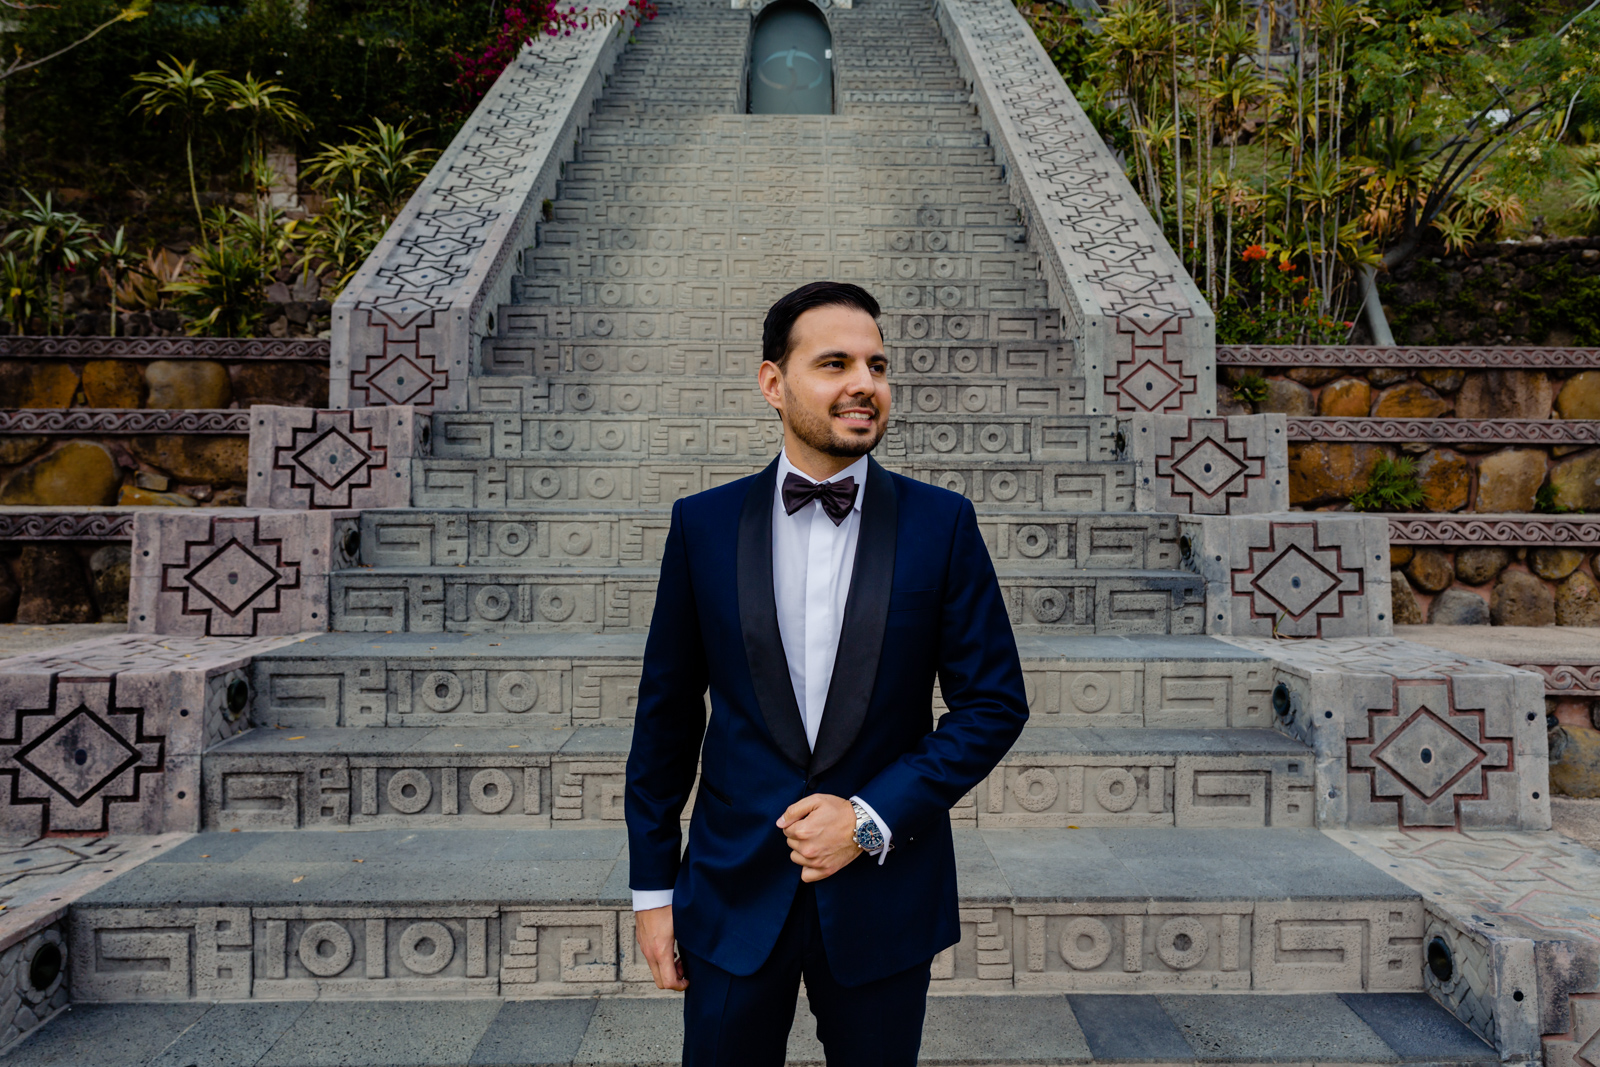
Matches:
[623,455,1028,986]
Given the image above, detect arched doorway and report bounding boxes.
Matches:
[747,2,833,115]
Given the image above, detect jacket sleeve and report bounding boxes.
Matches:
[624,497,710,891]
[854,496,1028,836]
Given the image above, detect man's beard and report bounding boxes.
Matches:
[782,385,885,458]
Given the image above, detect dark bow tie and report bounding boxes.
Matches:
[782,472,857,526]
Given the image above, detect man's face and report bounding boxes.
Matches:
[758,303,889,459]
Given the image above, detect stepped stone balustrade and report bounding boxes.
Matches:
[246,405,428,511]
[935,0,1216,418]
[127,510,359,637]
[328,18,635,414]
[1232,637,1549,832]
[0,634,305,836]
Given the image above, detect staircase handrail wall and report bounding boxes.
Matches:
[934,0,1216,418]
[329,19,636,413]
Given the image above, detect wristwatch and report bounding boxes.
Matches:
[851,798,885,853]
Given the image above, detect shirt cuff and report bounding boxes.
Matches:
[849,795,892,866]
[632,889,675,912]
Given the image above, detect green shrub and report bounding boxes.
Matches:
[1351,456,1427,512]
[1231,373,1268,405]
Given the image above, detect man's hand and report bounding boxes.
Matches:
[634,905,687,991]
[778,794,862,883]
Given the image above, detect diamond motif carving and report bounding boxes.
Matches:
[183,539,283,618]
[0,681,165,835]
[1230,522,1365,637]
[1347,681,1514,829]
[157,516,302,637]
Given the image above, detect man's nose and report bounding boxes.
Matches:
[843,360,877,398]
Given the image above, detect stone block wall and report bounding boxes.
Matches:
[1219,365,1600,513]
[1389,545,1600,628]
[0,542,129,626]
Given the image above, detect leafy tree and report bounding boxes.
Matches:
[0,0,149,82]
[128,56,230,234]
[1,191,98,334]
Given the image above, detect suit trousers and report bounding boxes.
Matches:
[679,882,933,1067]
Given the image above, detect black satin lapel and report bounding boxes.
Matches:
[737,458,811,771]
[810,458,899,777]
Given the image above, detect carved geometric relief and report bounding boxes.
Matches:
[1251,901,1424,993]
[1228,521,1370,638]
[149,517,300,637]
[499,910,620,995]
[1012,904,1252,991]
[250,405,424,510]
[0,679,164,836]
[1106,309,1197,414]
[1347,680,1515,830]
[1127,414,1287,515]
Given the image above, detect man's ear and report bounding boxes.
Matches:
[758,360,786,416]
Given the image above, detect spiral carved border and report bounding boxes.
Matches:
[1518,663,1600,696]
[1386,516,1600,545]
[0,513,136,540]
[0,337,328,361]
[1219,345,1600,368]
[0,410,249,434]
[1288,417,1600,444]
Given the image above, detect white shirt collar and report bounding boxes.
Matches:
[775,449,870,515]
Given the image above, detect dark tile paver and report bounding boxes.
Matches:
[469,999,597,1066]
[1067,994,1194,1062]
[1338,993,1498,1061]
[1,1003,209,1066]
[1159,993,1396,1062]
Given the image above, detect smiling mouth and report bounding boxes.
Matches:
[834,409,876,425]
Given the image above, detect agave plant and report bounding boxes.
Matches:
[117,247,187,312]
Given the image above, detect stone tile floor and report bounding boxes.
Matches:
[0,625,126,662]
[0,836,187,950]
[0,992,1493,1065]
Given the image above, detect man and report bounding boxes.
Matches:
[624,281,1029,1065]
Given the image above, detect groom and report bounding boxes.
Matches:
[624,281,1029,1065]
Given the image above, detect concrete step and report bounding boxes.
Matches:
[518,279,1051,312]
[545,202,1023,228]
[1,991,1498,1065]
[324,564,1203,636]
[65,827,1428,1001]
[582,122,991,143]
[466,375,1085,417]
[560,165,1006,190]
[569,145,998,166]
[491,306,1056,344]
[409,455,1134,513]
[528,250,1036,283]
[535,223,1026,253]
[427,413,1108,461]
[353,509,1179,571]
[551,182,1012,206]
[479,338,1069,382]
[247,633,1272,731]
[201,724,1313,833]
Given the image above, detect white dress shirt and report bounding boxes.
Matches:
[631,450,891,912]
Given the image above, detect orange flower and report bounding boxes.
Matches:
[1277,259,1295,272]
[1242,244,1268,262]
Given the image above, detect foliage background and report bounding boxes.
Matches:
[1,0,494,205]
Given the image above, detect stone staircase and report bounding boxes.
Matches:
[0,0,1580,1062]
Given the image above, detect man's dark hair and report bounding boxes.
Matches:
[762,281,881,370]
